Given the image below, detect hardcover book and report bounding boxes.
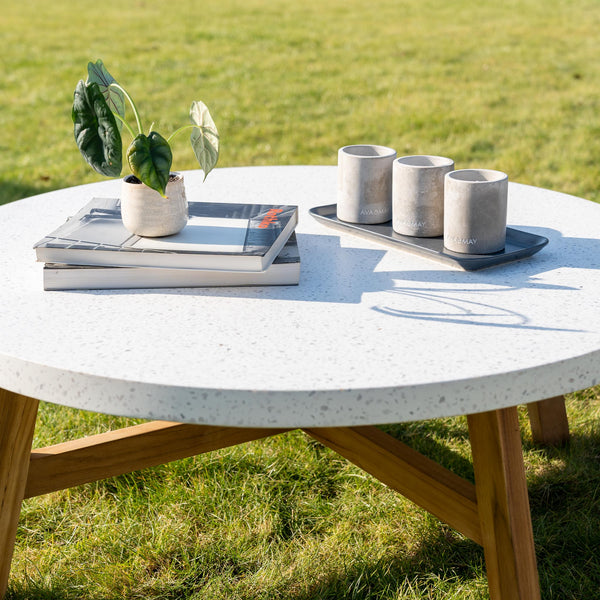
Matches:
[43,234,301,290]
[34,197,298,272]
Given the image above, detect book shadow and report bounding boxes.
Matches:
[66,227,600,318]
[67,233,388,304]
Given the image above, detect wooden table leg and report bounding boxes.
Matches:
[0,389,39,598]
[527,396,569,446]
[468,408,540,600]
[0,391,543,599]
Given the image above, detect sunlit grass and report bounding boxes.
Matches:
[8,391,600,599]
[1,0,600,204]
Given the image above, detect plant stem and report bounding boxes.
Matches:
[166,124,198,144]
[113,112,137,139]
[110,83,143,135]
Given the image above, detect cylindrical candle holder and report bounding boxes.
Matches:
[444,169,508,254]
[337,144,397,224]
[392,155,454,237]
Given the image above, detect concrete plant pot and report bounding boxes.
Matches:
[121,172,188,237]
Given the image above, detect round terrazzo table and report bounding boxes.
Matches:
[1,166,600,599]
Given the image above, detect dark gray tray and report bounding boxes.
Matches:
[309,204,549,271]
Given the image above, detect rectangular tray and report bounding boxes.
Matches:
[309,204,549,271]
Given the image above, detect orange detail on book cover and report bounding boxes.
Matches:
[258,208,283,229]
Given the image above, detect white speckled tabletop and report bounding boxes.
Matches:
[1,166,599,427]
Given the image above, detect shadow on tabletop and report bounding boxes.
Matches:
[366,225,598,333]
[62,233,389,305]
[60,228,599,334]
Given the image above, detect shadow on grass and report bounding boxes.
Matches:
[386,419,600,600]
[6,419,600,600]
[0,180,58,206]
[524,430,600,599]
[380,420,475,481]
[291,533,485,600]
[5,585,80,600]
[8,536,485,600]
[288,424,600,600]
[390,417,600,600]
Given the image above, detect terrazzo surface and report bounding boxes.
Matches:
[1,166,599,427]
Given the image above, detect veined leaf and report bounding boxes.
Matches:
[87,60,126,129]
[127,132,173,196]
[72,80,122,177]
[190,101,219,180]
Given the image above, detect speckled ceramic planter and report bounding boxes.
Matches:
[392,155,454,237]
[444,169,508,254]
[337,144,397,224]
[121,172,188,237]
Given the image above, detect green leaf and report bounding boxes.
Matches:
[189,101,219,180]
[127,132,173,196]
[72,80,122,177]
[86,60,126,128]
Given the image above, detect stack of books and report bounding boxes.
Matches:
[34,198,300,290]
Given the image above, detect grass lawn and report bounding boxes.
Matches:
[2,0,600,206]
[2,0,600,598]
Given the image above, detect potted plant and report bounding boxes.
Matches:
[72,60,219,236]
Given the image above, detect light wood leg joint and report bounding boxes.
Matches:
[527,395,569,446]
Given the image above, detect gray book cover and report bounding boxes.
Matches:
[34,198,298,271]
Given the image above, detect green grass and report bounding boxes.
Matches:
[7,392,600,599]
[3,0,600,598]
[1,0,600,205]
